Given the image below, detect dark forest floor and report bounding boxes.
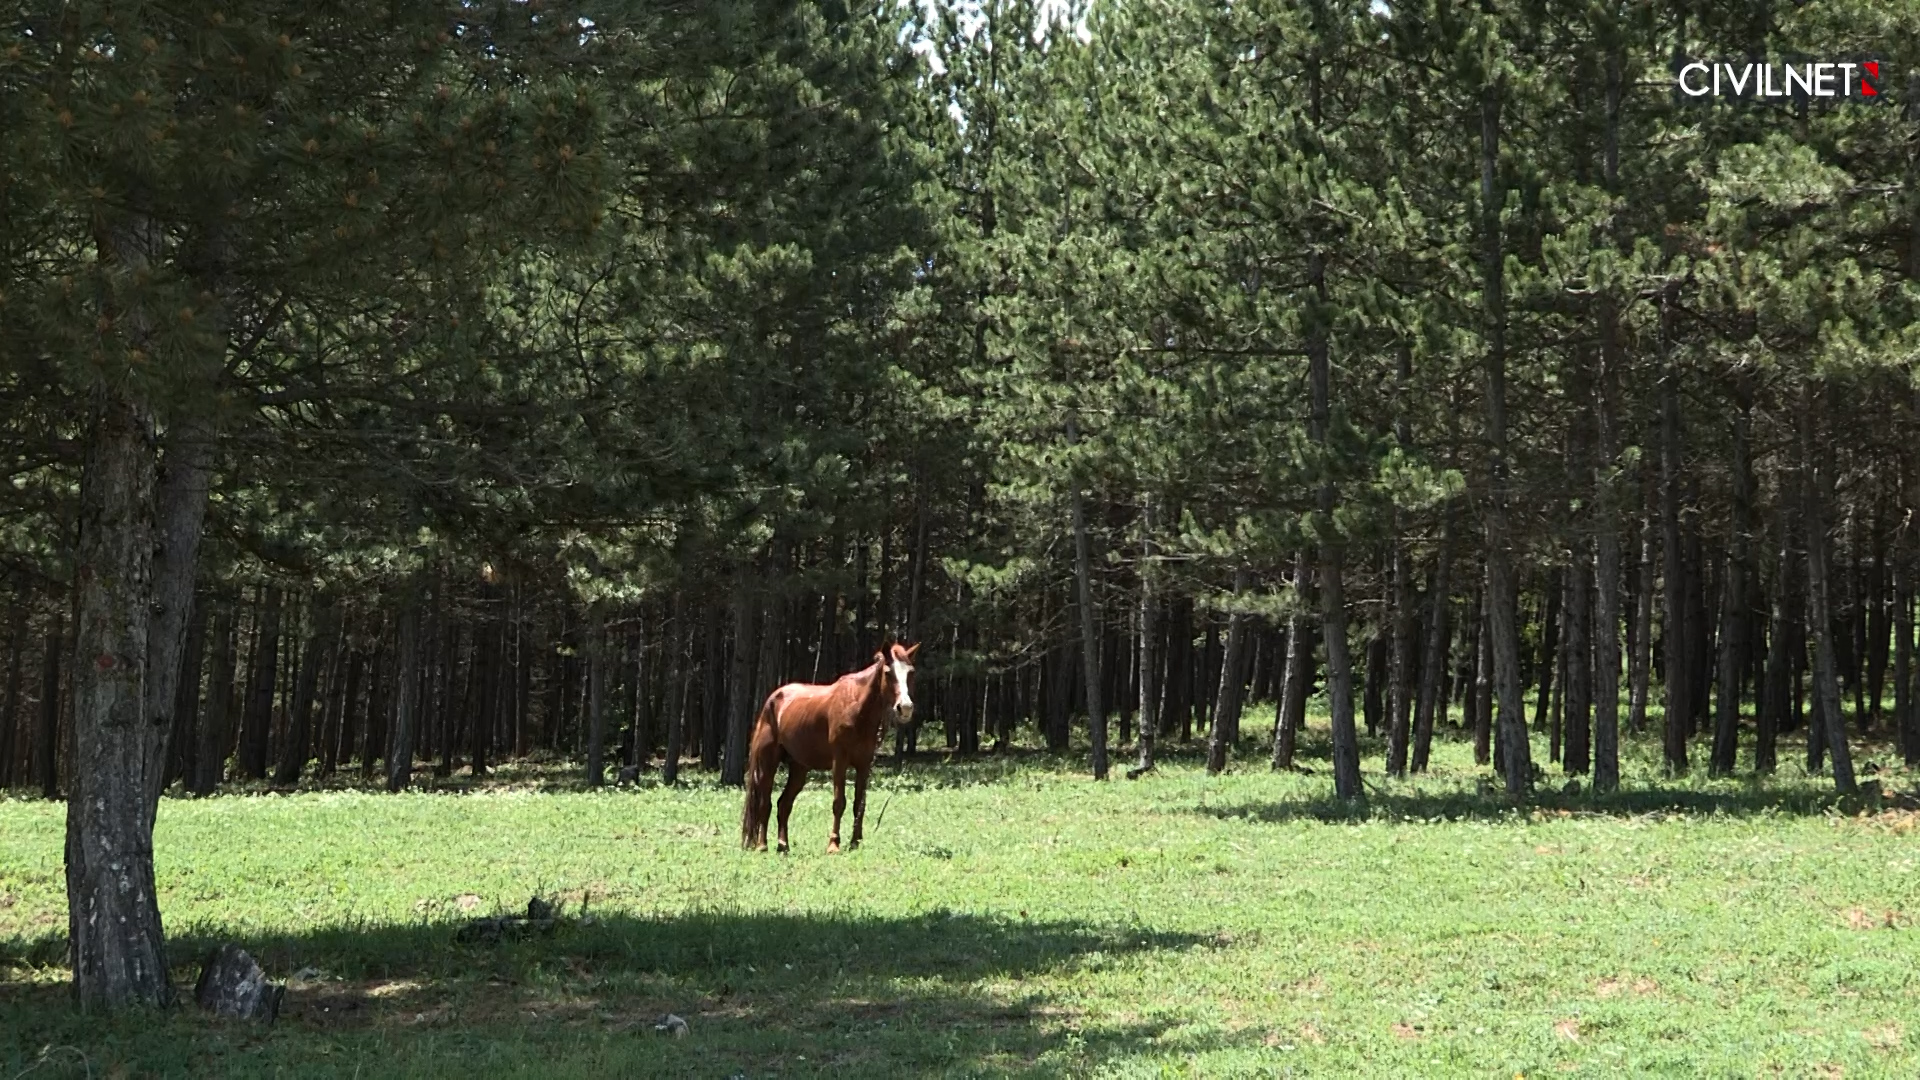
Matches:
[5,710,1920,1077]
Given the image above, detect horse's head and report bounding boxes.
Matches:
[875,642,919,724]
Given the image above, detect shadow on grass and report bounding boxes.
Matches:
[1188,773,1917,825]
[2,908,1228,1078]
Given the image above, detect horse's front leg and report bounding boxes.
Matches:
[849,763,871,849]
[828,762,847,854]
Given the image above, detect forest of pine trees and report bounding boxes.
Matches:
[2,0,1918,1009]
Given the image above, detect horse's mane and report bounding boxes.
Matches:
[835,654,889,716]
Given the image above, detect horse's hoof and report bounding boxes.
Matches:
[776,841,789,855]
[826,840,841,854]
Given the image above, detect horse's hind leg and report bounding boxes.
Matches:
[827,762,848,854]
[849,763,871,849]
[775,764,808,854]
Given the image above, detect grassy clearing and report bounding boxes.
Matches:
[4,712,1920,1078]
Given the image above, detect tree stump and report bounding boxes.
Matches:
[194,944,283,1022]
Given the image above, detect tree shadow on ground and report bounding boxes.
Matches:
[1186,773,1918,825]
[2,908,1231,1078]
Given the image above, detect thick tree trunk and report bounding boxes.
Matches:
[1067,416,1107,779]
[65,392,172,1011]
[1207,569,1253,775]
[1412,518,1453,774]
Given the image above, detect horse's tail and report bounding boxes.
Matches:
[740,690,782,849]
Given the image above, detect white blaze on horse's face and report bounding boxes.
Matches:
[890,654,914,722]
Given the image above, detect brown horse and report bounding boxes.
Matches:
[741,642,919,853]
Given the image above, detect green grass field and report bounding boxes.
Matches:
[5,713,1920,1078]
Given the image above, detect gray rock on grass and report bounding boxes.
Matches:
[194,944,284,1022]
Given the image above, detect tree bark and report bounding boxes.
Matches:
[1479,83,1532,795]
[274,600,336,786]
[36,618,62,799]
[1386,535,1416,777]
[721,580,760,786]
[1272,552,1311,770]
[1207,569,1253,775]
[1,589,25,788]
[1131,499,1158,777]
[238,587,282,780]
[1659,338,1690,774]
[1564,540,1593,776]
[1412,515,1453,773]
[474,599,502,779]
[1711,396,1754,775]
[1363,631,1386,739]
[701,603,726,769]
[1308,244,1361,800]
[384,602,421,793]
[663,594,690,785]
[142,424,211,804]
[1628,504,1656,734]
[1066,416,1107,779]
[65,391,172,1010]
[162,594,208,792]
[1759,505,1794,774]
[1591,330,1624,792]
[190,604,235,796]
[1472,578,1492,766]
[1896,546,1915,766]
[1532,576,1561,734]
[1799,384,1856,793]
[586,601,608,787]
